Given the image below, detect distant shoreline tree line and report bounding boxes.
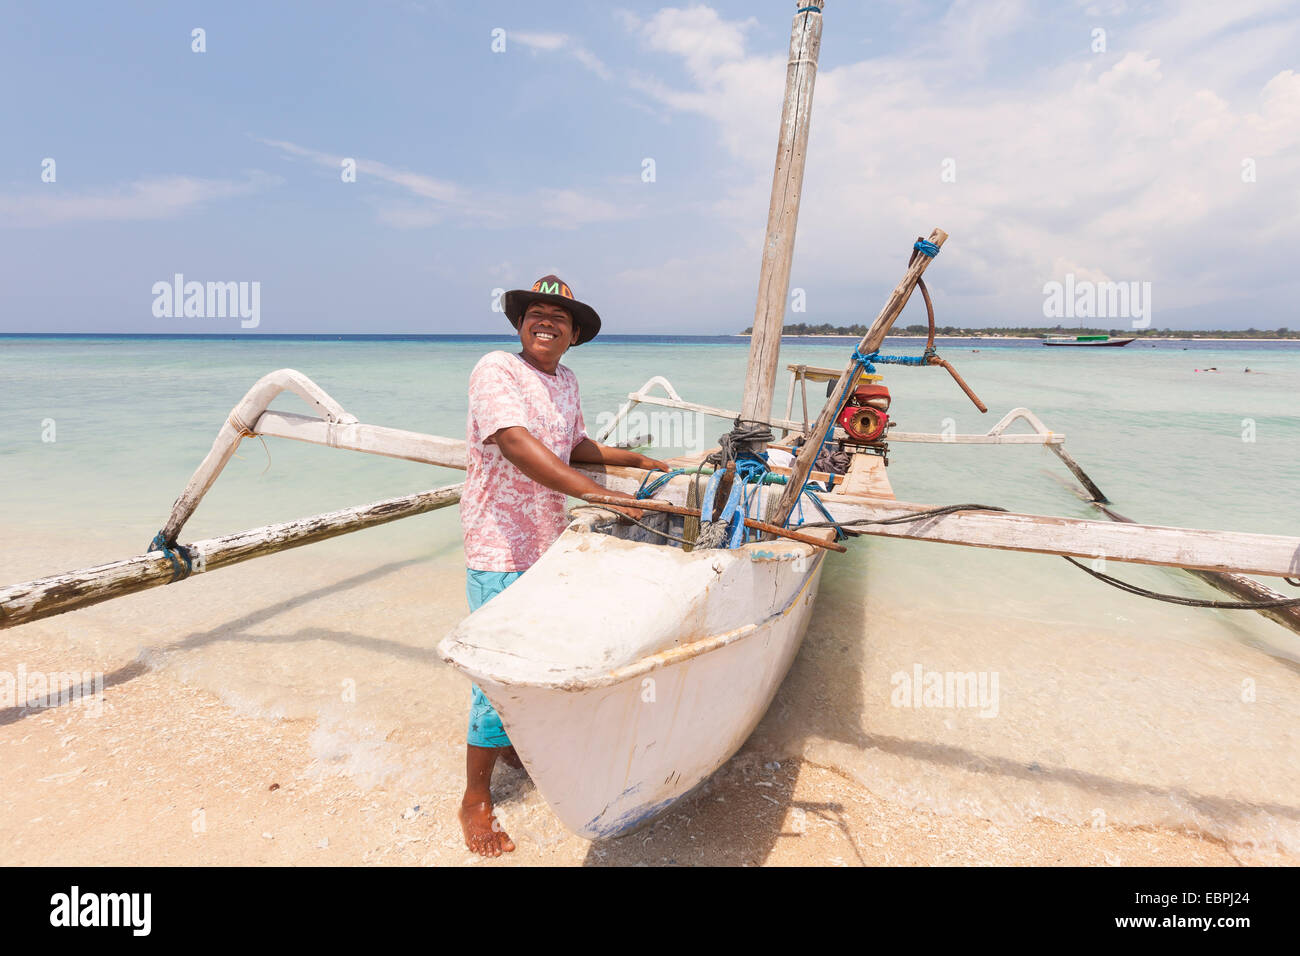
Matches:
[738,323,1299,339]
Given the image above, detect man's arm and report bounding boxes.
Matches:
[491,427,647,518]
[569,437,670,472]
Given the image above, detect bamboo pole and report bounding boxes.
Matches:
[766,228,949,528]
[740,0,826,426]
[0,484,462,630]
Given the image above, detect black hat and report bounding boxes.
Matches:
[503,275,602,346]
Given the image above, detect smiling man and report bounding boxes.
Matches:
[457,274,668,857]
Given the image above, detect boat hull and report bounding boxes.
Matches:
[1041,336,1135,346]
[438,520,831,839]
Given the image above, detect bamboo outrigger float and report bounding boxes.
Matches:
[2,1,1298,839]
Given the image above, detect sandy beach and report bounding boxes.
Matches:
[5,623,1287,867]
[3,522,1292,868]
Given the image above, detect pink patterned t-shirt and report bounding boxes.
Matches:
[460,350,589,572]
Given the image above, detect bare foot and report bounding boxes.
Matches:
[459,799,515,857]
[500,746,524,770]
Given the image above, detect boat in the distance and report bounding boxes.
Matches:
[1042,334,1136,347]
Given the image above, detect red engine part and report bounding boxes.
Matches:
[837,383,891,442]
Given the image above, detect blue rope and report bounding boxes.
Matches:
[148,531,193,582]
[635,467,687,500]
[872,352,929,366]
[796,5,822,13]
[913,239,940,257]
[850,348,877,375]
[797,489,848,541]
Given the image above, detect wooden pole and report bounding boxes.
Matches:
[1087,503,1300,636]
[579,467,1300,578]
[766,228,948,528]
[161,369,363,544]
[739,0,826,426]
[0,483,463,630]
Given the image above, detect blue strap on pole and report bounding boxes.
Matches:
[148,531,193,582]
[913,239,940,257]
[698,468,722,523]
[796,5,822,13]
[717,480,746,548]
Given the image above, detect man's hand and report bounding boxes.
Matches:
[634,453,673,472]
[570,438,671,473]
[490,427,645,521]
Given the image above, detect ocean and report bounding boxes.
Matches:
[2,333,1298,853]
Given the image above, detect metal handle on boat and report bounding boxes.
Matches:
[928,355,988,412]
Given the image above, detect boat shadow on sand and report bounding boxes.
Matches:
[573,550,1300,866]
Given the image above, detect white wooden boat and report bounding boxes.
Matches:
[437,509,835,838]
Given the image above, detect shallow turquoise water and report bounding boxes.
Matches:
[2,335,1298,852]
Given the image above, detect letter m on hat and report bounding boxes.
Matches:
[533,278,571,298]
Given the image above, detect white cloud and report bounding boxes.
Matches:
[632,6,756,80]
[0,172,275,227]
[620,2,1300,325]
[259,138,641,230]
[514,31,612,79]
[260,138,465,205]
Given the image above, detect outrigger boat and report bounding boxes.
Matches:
[3,1,1298,842]
[1042,334,1136,347]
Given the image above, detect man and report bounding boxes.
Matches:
[458,275,668,857]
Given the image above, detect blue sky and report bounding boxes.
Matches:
[2,0,1298,333]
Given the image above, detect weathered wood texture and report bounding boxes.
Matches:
[161,369,362,543]
[811,494,1300,579]
[767,227,949,527]
[255,410,467,469]
[1,484,463,630]
[577,467,1300,579]
[832,455,894,498]
[740,1,825,426]
[1090,502,1300,636]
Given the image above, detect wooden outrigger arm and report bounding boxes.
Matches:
[160,369,466,545]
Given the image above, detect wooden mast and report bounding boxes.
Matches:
[739,0,826,425]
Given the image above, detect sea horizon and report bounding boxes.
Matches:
[4,331,1299,349]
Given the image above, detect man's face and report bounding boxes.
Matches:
[520,302,577,365]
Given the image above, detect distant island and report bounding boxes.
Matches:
[739,323,1300,340]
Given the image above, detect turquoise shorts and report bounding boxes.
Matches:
[465,568,523,749]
